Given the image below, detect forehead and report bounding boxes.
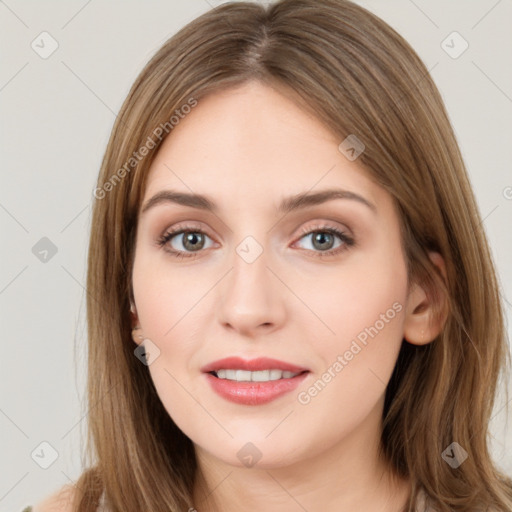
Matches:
[142,81,384,212]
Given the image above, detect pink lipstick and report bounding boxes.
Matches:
[201,357,310,405]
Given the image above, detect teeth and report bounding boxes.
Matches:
[214,369,300,382]
[236,370,251,381]
[269,369,282,380]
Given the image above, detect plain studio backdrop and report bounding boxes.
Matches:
[1,0,511,509]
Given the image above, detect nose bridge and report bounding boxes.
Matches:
[229,232,273,300]
[216,229,285,332]
[235,234,266,268]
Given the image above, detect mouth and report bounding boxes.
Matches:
[201,357,310,405]
[201,356,309,374]
[208,368,308,382]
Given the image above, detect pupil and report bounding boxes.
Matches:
[184,232,203,251]
[314,232,333,250]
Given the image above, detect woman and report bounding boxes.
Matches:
[30,0,512,510]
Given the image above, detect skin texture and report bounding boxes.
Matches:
[130,81,443,512]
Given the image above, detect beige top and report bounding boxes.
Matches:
[24,488,436,511]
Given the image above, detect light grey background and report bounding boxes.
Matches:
[1,0,511,509]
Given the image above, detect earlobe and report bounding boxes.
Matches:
[131,326,144,346]
[403,283,434,345]
[403,251,448,346]
[130,303,144,346]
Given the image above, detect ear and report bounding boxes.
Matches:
[130,302,144,346]
[403,251,448,345]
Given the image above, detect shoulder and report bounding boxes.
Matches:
[33,484,76,512]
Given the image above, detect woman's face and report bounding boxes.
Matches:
[131,80,410,469]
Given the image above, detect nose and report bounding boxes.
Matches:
[216,239,287,337]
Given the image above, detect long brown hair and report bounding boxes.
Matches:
[74,1,512,510]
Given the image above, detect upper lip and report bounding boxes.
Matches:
[201,357,309,374]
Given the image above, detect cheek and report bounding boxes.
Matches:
[131,250,214,410]
[294,251,408,427]
[132,260,203,427]
[294,246,408,409]
[301,244,408,353]
[132,249,205,340]
[326,267,406,345]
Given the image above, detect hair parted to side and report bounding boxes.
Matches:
[77,1,512,511]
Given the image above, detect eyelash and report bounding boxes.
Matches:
[156,223,356,260]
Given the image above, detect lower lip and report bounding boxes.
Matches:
[204,372,309,405]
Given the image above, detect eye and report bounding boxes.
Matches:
[156,222,355,260]
[293,224,355,258]
[157,224,215,258]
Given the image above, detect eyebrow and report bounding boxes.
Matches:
[140,188,377,215]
